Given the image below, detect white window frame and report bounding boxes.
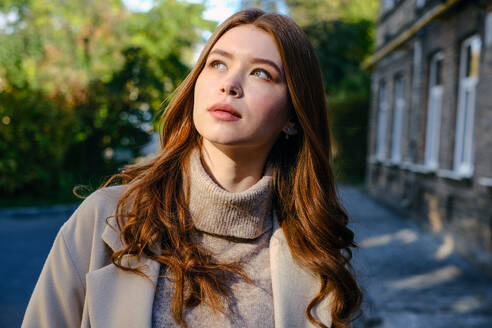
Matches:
[390,75,405,164]
[424,52,444,170]
[376,81,388,161]
[453,34,482,177]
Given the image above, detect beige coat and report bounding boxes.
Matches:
[22,186,332,328]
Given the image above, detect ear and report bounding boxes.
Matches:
[282,120,298,135]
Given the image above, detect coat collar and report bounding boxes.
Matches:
[88,207,332,327]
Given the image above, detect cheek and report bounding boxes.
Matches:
[193,75,214,123]
[194,74,206,106]
[249,87,289,125]
[193,75,207,130]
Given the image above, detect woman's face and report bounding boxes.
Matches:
[193,24,290,153]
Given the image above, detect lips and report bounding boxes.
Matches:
[207,103,242,119]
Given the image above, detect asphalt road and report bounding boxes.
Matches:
[1,186,491,327]
[0,205,79,327]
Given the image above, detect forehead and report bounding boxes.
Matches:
[211,24,282,65]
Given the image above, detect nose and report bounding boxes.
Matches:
[220,77,243,97]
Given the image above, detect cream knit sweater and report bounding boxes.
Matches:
[151,148,275,328]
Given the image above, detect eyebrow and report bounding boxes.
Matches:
[209,48,283,77]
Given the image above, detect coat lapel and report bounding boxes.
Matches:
[87,209,332,328]
[86,217,160,328]
[270,210,333,328]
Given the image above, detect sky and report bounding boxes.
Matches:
[123,0,239,23]
[122,0,288,23]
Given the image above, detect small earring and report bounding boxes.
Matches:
[284,127,291,140]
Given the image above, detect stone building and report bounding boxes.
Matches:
[364,0,492,273]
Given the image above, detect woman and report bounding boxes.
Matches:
[22,7,362,328]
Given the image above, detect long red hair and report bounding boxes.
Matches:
[103,8,362,328]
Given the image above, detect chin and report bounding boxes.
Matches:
[199,131,251,147]
[205,136,244,146]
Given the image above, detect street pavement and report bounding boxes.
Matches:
[341,185,492,328]
[1,185,491,327]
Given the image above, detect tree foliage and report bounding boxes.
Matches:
[0,0,215,199]
[285,0,379,26]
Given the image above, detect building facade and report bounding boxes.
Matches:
[365,0,492,273]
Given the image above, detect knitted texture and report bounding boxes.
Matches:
[187,147,273,239]
[151,148,275,328]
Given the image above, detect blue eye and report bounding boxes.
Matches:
[253,69,271,80]
[209,59,272,81]
[211,60,226,70]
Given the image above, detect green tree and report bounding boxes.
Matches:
[286,0,378,26]
[0,0,214,201]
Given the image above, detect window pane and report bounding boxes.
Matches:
[454,35,480,175]
[469,38,481,78]
[435,58,443,86]
[465,44,471,77]
[392,77,404,162]
[460,89,470,163]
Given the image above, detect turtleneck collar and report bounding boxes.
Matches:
[186,147,273,239]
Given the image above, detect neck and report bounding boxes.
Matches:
[199,138,272,193]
